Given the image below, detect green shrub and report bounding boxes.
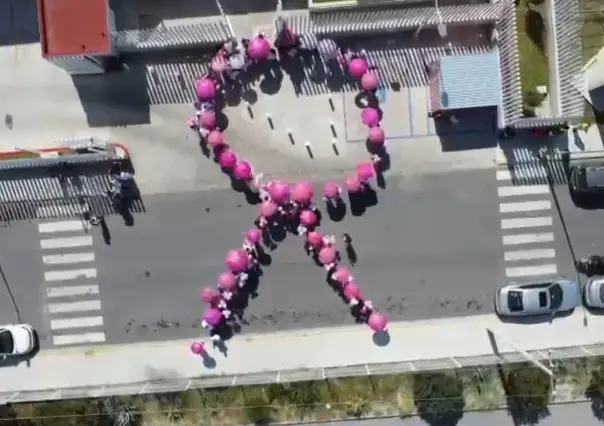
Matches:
[502,364,551,425]
[413,372,465,426]
[524,90,546,107]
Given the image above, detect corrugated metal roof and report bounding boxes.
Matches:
[37,0,111,57]
[439,51,502,110]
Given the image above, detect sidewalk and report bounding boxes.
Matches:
[2,312,604,403]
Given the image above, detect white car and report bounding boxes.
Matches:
[495,279,580,317]
[584,278,604,309]
[0,324,37,357]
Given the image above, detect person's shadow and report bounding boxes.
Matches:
[345,243,357,266]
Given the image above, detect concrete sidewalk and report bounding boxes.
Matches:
[2,312,604,403]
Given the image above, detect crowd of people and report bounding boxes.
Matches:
[189,22,391,357]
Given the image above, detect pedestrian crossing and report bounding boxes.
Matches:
[38,217,106,346]
[497,168,559,280]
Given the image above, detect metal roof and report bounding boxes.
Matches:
[438,51,502,110]
[37,0,111,57]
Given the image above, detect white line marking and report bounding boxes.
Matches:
[502,233,555,245]
[38,221,89,233]
[505,264,558,277]
[498,185,550,197]
[42,253,95,265]
[53,332,106,346]
[47,300,102,314]
[47,285,99,298]
[496,170,512,181]
[504,249,556,262]
[44,268,97,282]
[50,316,104,330]
[499,200,552,213]
[40,236,93,250]
[501,217,553,229]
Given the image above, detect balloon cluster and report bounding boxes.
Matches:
[191,30,391,354]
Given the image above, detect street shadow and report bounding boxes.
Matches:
[71,63,151,127]
[435,108,499,152]
[497,308,574,324]
[0,0,40,47]
[326,200,347,222]
[372,330,390,346]
[497,363,551,425]
[413,371,465,426]
[525,9,546,52]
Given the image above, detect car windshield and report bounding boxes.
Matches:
[599,284,604,304]
[0,330,14,354]
[586,167,604,188]
[549,283,564,310]
[508,291,524,312]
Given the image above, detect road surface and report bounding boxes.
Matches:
[92,169,503,344]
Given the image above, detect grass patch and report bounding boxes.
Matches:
[6,357,604,425]
[580,1,604,64]
[516,0,549,93]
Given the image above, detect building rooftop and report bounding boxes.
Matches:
[439,51,502,110]
[37,0,111,57]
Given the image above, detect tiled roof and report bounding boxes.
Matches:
[438,51,502,110]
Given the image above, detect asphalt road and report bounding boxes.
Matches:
[312,401,603,426]
[92,169,504,344]
[0,221,46,335]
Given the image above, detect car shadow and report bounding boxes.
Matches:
[497,309,575,325]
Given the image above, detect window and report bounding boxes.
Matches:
[508,291,524,312]
[538,291,547,307]
[585,167,604,188]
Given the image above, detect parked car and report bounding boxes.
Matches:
[495,279,580,317]
[0,324,37,357]
[584,277,604,309]
[570,164,604,195]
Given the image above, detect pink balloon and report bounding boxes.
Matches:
[292,181,314,203]
[207,130,225,147]
[299,209,317,226]
[361,72,379,91]
[323,182,340,199]
[368,126,385,145]
[345,176,362,193]
[306,231,324,248]
[246,228,261,244]
[225,249,248,273]
[343,283,362,301]
[357,162,374,181]
[218,150,237,169]
[361,108,380,127]
[234,161,253,181]
[368,312,388,332]
[333,267,351,285]
[195,79,216,100]
[199,111,217,129]
[268,180,290,204]
[259,200,278,217]
[248,37,271,59]
[200,287,220,304]
[318,246,337,265]
[190,341,205,355]
[348,58,368,78]
[217,272,237,290]
[203,308,223,326]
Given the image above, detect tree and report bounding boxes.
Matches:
[242,397,274,425]
[501,364,551,425]
[31,399,104,426]
[0,404,33,426]
[99,397,142,426]
[413,371,465,426]
[586,362,604,421]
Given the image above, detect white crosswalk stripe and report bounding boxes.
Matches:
[497,168,558,280]
[37,213,106,347]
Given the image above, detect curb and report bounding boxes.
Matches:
[568,150,604,161]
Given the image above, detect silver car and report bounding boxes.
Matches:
[495,279,580,317]
[584,278,604,309]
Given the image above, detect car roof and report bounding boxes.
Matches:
[521,288,547,311]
